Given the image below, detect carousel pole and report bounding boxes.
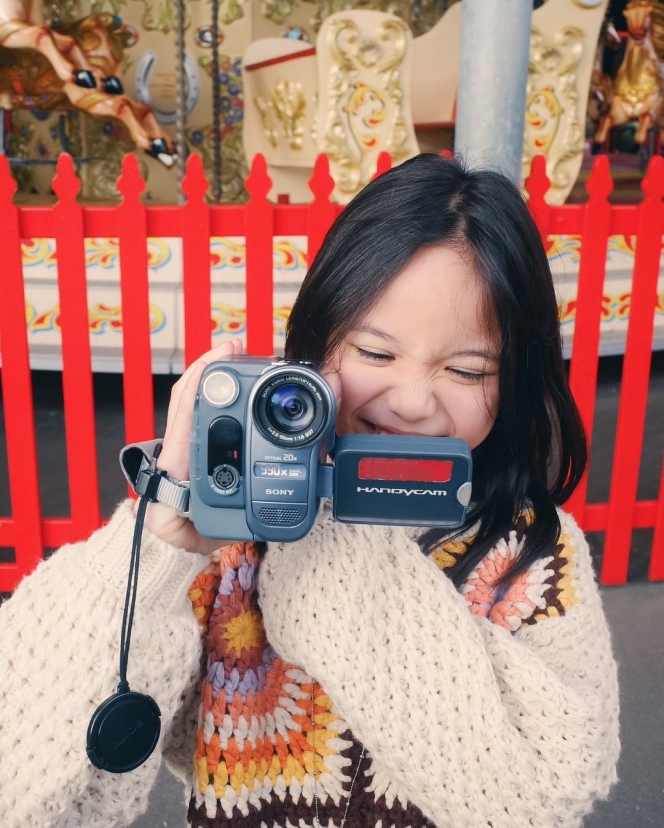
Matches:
[454,0,533,184]
[174,0,187,202]
[211,0,222,203]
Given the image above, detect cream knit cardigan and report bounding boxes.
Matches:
[0,499,619,828]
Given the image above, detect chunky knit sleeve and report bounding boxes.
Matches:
[0,500,208,828]
[258,504,620,828]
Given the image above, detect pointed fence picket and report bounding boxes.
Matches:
[181,154,214,366]
[245,154,275,356]
[51,155,101,544]
[0,151,662,591]
[0,157,43,580]
[117,154,155,449]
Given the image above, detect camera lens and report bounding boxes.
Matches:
[267,384,315,432]
[253,369,332,448]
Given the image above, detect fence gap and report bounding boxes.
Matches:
[52,154,101,542]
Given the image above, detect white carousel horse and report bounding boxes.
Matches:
[0,0,175,165]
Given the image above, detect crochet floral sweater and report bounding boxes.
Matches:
[0,500,619,828]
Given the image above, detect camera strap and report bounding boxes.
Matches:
[119,439,191,515]
[87,442,189,774]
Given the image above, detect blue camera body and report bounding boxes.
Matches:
[188,357,472,541]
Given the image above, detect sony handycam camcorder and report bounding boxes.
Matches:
[188,357,473,541]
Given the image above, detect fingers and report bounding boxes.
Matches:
[159,360,206,479]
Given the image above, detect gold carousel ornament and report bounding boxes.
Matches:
[0,0,176,165]
[594,0,664,146]
[522,26,585,200]
[318,13,416,199]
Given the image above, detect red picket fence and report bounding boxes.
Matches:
[0,151,662,592]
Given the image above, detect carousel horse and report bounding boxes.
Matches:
[0,3,175,165]
[588,16,621,130]
[594,1,664,146]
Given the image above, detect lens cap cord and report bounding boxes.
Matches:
[86,447,163,773]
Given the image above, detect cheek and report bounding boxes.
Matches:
[446,383,499,446]
[467,384,499,443]
[336,364,385,420]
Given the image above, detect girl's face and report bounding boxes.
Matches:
[326,244,500,449]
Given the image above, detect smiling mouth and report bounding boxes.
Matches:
[362,419,412,436]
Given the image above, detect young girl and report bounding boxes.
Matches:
[0,154,619,828]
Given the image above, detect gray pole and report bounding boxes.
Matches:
[175,0,187,202]
[211,0,222,203]
[454,0,533,184]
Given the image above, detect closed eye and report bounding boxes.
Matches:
[356,347,393,362]
[448,368,486,382]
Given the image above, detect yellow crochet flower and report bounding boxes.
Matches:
[222,606,266,654]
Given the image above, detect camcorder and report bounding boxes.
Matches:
[188,357,473,541]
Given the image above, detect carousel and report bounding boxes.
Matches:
[3,0,663,368]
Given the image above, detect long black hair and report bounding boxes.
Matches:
[285,153,587,587]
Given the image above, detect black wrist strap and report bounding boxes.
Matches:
[86,447,163,773]
[120,440,191,515]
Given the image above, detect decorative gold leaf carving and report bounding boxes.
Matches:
[301,0,455,37]
[137,0,205,33]
[254,95,278,148]
[255,81,307,150]
[523,26,584,203]
[271,80,307,149]
[320,16,410,198]
[261,0,297,25]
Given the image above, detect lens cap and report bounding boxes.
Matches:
[87,690,161,773]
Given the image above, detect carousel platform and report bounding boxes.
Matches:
[568,144,654,205]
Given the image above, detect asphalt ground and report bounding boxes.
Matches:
[1,352,663,827]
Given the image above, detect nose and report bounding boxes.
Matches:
[386,375,442,427]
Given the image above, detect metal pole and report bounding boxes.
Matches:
[211,0,222,203]
[175,0,187,202]
[454,0,533,184]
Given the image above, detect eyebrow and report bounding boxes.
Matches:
[351,326,499,363]
[351,325,398,343]
[450,349,500,363]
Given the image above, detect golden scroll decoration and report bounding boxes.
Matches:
[319,16,412,200]
[255,79,307,151]
[523,26,584,205]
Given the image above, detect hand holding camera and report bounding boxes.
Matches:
[138,339,244,554]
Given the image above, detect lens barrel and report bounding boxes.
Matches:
[253,370,331,447]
